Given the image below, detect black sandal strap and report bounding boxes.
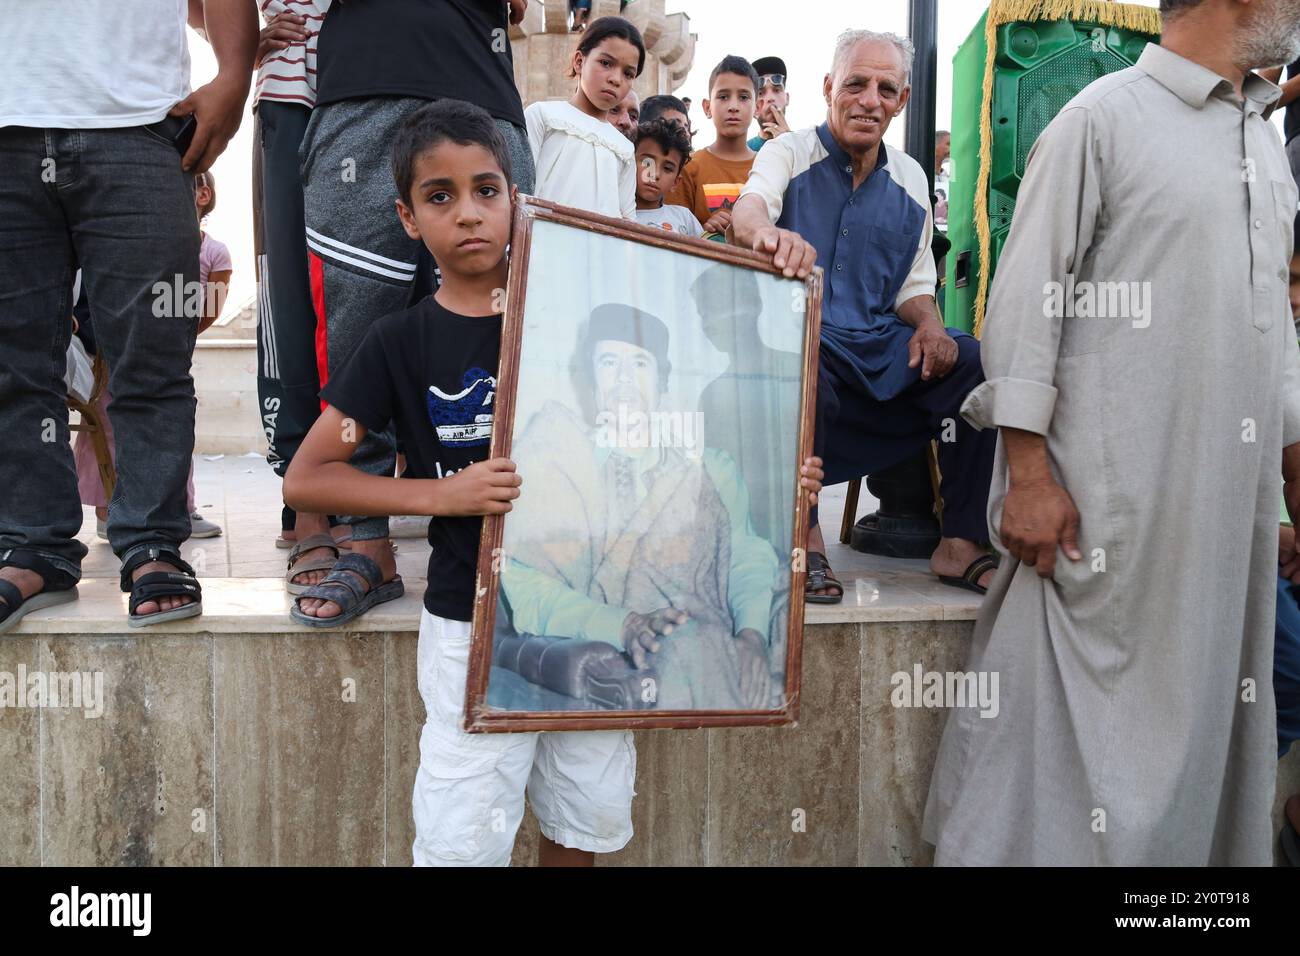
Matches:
[0,579,22,621]
[296,578,365,609]
[331,552,383,589]
[128,570,202,617]
[0,548,78,592]
[963,554,998,586]
[120,547,193,593]
[293,553,385,612]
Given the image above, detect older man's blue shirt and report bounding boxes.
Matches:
[743,123,937,402]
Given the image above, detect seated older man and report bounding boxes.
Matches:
[731,28,996,603]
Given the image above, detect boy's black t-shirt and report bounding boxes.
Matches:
[314,0,526,128]
[320,297,501,622]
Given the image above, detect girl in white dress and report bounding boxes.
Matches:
[524,16,644,220]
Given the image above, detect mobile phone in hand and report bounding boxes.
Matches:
[172,114,197,156]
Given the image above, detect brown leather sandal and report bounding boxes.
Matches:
[284,533,341,595]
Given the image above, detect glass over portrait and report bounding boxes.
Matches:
[466,199,822,732]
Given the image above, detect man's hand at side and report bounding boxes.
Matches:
[172,0,257,173]
[1000,429,1083,578]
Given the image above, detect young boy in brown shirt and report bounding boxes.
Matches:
[667,55,759,236]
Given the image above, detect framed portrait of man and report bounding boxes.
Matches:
[465,197,823,732]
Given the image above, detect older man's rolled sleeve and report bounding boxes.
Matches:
[961,377,1059,434]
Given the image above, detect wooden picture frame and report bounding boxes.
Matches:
[464,196,823,732]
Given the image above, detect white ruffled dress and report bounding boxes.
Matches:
[524,100,637,221]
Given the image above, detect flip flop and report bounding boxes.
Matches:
[939,553,999,595]
[284,533,341,595]
[805,551,844,605]
[290,552,404,629]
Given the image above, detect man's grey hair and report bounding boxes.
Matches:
[831,29,916,84]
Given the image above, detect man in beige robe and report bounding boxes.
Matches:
[924,0,1300,865]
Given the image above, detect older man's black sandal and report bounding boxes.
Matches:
[290,552,404,629]
[119,548,202,628]
[938,553,999,595]
[0,549,79,635]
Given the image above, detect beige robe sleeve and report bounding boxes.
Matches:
[961,105,1103,436]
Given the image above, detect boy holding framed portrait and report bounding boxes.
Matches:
[284,98,823,867]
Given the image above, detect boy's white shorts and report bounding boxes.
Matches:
[412,609,636,866]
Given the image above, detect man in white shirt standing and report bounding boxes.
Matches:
[0,0,255,631]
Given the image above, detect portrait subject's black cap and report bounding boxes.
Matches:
[751,56,788,80]
[584,303,672,384]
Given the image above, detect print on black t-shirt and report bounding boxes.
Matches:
[428,367,496,455]
[320,297,502,621]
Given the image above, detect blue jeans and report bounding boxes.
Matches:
[0,121,200,579]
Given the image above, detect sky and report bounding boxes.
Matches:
[191,0,1166,322]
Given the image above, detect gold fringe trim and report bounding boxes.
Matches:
[971,0,1161,337]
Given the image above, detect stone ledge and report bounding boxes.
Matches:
[8,575,979,635]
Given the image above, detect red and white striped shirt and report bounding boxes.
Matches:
[253,0,331,108]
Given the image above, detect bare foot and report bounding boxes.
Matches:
[0,566,44,613]
[287,512,336,589]
[131,560,198,616]
[295,538,396,620]
[930,537,996,590]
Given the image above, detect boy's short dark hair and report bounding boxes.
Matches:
[641,94,688,124]
[635,118,692,167]
[390,99,512,207]
[708,55,759,95]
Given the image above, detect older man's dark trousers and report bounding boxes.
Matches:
[813,329,995,544]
